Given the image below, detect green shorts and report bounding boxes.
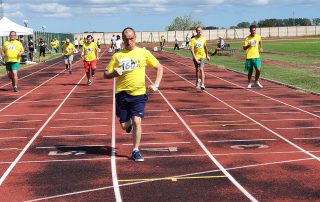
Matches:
[244,58,261,73]
[6,62,20,71]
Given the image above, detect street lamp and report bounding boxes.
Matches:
[23,19,28,27]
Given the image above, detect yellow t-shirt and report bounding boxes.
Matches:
[79,39,84,45]
[3,40,24,62]
[97,39,101,45]
[62,43,75,56]
[82,42,98,61]
[190,36,207,60]
[50,41,57,48]
[243,34,261,59]
[106,47,159,96]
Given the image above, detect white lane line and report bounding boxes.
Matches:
[0,120,42,124]
[0,74,86,187]
[43,134,108,138]
[49,124,108,129]
[0,60,62,89]
[200,129,260,132]
[69,95,112,100]
[24,156,315,202]
[249,111,301,115]
[163,91,199,94]
[261,118,317,122]
[146,74,258,201]
[56,118,108,121]
[140,131,184,135]
[0,136,28,140]
[163,57,320,163]
[36,144,106,149]
[276,126,320,130]
[145,109,170,112]
[0,114,47,117]
[186,113,236,117]
[142,123,178,126]
[111,78,122,201]
[0,67,69,114]
[299,105,320,108]
[0,148,21,151]
[144,115,173,118]
[179,107,228,111]
[0,128,35,131]
[314,111,320,113]
[122,142,191,146]
[208,138,278,143]
[60,111,108,115]
[13,98,64,104]
[239,106,287,109]
[294,137,320,140]
[192,120,248,124]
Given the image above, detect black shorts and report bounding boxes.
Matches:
[116,91,148,123]
[39,48,46,57]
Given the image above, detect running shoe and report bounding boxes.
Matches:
[200,84,205,90]
[246,83,252,89]
[13,86,19,92]
[196,79,201,89]
[255,81,263,88]
[131,150,144,162]
[87,80,93,86]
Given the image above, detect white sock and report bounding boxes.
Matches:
[133,148,139,152]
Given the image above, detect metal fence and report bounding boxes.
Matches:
[74,25,320,44]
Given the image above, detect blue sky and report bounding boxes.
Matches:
[1,0,320,33]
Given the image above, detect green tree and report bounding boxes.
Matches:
[236,22,250,28]
[312,18,320,25]
[167,15,204,31]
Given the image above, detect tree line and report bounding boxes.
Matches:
[167,15,320,31]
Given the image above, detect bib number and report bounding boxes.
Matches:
[120,58,137,72]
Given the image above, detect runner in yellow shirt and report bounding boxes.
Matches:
[243,25,263,88]
[97,38,101,52]
[81,35,99,85]
[2,31,24,92]
[104,27,163,162]
[190,26,210,90]
[62,38,76,74]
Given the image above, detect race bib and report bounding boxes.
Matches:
[196,42,203,48]
[119,58,137,72]
[8,45,16,50]
[249,40,256,46]
[86,47,92,53]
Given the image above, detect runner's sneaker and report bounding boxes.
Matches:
[255,81,263,88]
[200,84,205,90]
[126,124,133,133]
[87,80,93,86]
[131,150,144,162]
[196,79,201,89]
[13,86,18,92]
[246,83,252,89]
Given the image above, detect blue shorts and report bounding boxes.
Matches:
[116,91,148,123]
[193,58,205,69]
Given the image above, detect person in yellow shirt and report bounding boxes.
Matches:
[159,35,165,51]
[81,35,99,85]
[62,38,76,74]
[2,31,24,92]
[190,26,210,90]
[243,25,263,88]
[104,27,163,162]
[97,38,101,52]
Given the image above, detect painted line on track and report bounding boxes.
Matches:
[0,113,47,117]
[60,111,108,115]
[146,73,258,201]
[208,138,278,143]
[43,134,108,138]
[0,128,35,131]
[0,120,42,124]
[0,136,28,140]
[249,112,301,115]
[179,107,228,111]
[191,120,248,124]
[162,55,320,164]
[294,137,320,140]
[118,175,227,183]
[276,126,320,130]
[49,124,108,129]
[260,118,318,122]
[122,142,191,146]
[186,113,236,117]
[56,117,108,121]
[200,129,260,132]
[0,74,87,186]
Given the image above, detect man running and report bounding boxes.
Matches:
[104,27,163,162]
[62,38,76,74]
[190,26,210,90]
[243,25,263,88]
[2,31,24,92]
[81,35,99,85]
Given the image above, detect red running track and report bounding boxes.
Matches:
[0,47,319,201]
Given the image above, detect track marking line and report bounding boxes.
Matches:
[191,123,256,127]
[162,56,320,163]
[60,111,108,115]
[146,73,258,201]
[191,120,248,124]
[261,118,318,122]
[118,175,227,183]
[23,157,316,202]
[178,107,228,111]
[186,113,236,116]
[0,128,35,131]
[43,134,108,138]
[0,136,28,140]
[0,74,86,186]
[145,109,170,112]
[56,118,108,121]
[276,126,320,130]
[125,131,183,135]
[144,115,173,118]
[239,106,287,109]
[122,142,191,146]
[200,129,261,132]
[36,145,106,149]
[294,137,320,140]
[49,124,108,129]
[0,114,47,117]
[208,138,278,143]
[249,111,301,115]
[0,120,42,124]
[142,122,178,126]
[299,105,320,108]
[0,148,21,151]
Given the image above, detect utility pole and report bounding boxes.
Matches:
[0,0,4,18]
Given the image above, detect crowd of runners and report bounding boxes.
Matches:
[0,25,262,161]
